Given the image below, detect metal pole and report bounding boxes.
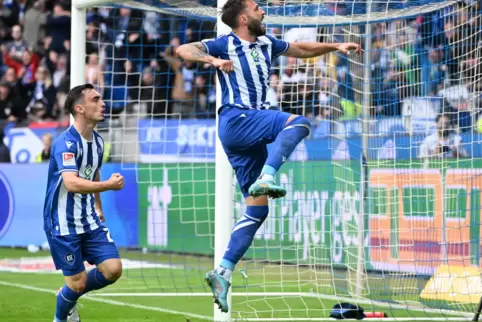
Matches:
[356,0,373,298]
[362,0,372,161]
[70,0,87,124]
[214,1,233,321]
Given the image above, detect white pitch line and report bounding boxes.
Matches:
[0,280,213,321]
[90,291,473,319]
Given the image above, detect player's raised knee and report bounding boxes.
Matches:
[99,258,123,282]
[285,115,311,137]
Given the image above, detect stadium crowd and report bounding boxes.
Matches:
[0,0,480,159]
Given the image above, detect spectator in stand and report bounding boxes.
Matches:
[427,46,447,95]
[193,75,215,118]
[0,81,25,122]
[121,59,140,98]
[103,8,143,60]
[0,127,10,163]
[2,66,17,87]
[35,132,52,162]
[27,98,48,123]
[6,24,29,62]
[131,65,170,116]
[23,0,47,52]
[23,66,57,118]
[0,1,20,30]
[50,53,69,89]
[2,46,39,84]
[85,21,103,55]
[419,114,468,159]
[46,1,71,55]
[163,43,198,117]
[85,52,104,94]
[16,0,31,26]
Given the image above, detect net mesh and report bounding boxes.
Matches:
[82,0,482,320]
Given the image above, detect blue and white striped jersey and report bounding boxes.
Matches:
[202,32,290,110]
[43,126,104,236]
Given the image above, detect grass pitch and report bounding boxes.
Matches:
[0,248,474,321]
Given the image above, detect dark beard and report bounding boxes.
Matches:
[247,18,266,37]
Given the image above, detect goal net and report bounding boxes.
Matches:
[72,0,482,320]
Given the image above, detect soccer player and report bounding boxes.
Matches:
[43,84,125,322]
[177,0,362,313]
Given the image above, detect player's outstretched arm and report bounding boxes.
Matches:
[62,171,124,194]
[176,42,234,72]
[284,42,362,58]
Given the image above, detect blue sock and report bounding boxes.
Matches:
[55,285,81,321]
[82,268,114,295]
[220,205,269,270]
[261,116,311,177]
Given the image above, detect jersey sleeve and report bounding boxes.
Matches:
[265,35,290,58]
[54,139,79,173]
[201,36,226,58]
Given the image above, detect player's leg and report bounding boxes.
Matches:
[218,107,311,198]
[205,145,270,312]
[80,227,122,295]
[46,233,86,322]
[248,113,311,198]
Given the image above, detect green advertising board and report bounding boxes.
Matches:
[138,161,365,267]
[138,159,482,272]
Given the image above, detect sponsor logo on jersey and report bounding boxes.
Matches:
[250,48,260,63]
[84,165,93,179]
[62,152,75,166]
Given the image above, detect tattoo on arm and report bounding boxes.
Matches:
[178,41,214,64]
[191,42,208,59]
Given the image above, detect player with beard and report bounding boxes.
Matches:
[177,0,362,312]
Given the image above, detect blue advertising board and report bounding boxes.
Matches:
[0,163,139,247]
[138,119,216,162]
[138,119,482,161]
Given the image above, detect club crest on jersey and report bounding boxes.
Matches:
[84,165,93,179]
[62,153,75,166]
[250,48,260,63]
[64,253,75,264]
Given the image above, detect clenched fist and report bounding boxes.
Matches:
[212,58,234,73]
[107,173,124,191]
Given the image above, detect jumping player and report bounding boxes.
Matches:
[43,84,125,322]
[177,0,362,313]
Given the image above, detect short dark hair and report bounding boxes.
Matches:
[64,83,95,116]
[436,113,451,123]
[221,0,247,29]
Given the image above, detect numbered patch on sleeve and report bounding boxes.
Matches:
[62,152,75,166]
